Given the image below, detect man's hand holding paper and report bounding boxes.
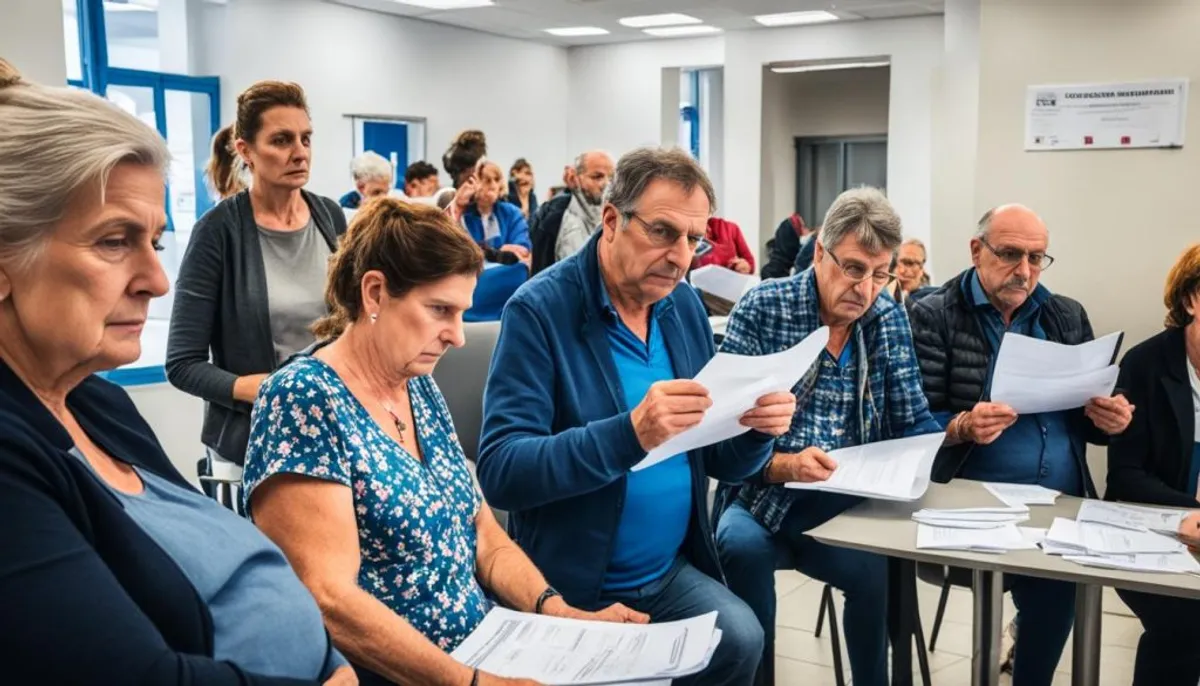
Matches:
[766,447,838,484]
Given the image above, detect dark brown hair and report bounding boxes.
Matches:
[510,157,531,177]
[442,130,487,187]
[1163,243,1200,328]
[208,81,308,194]
[313,197,484,339]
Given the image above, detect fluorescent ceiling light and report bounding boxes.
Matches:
[544,26,610,36]
[771,60,889,74]
[391,0,494,9]
[754,10,840,27]
[619,13,702,28]
[643,25,722,37]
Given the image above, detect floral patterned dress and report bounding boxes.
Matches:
[242,355,491,651]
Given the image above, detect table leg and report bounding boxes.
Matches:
[888,557,916,686]
[971,569,1003,686]
[1071,584,1103,686]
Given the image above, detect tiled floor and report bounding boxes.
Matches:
[772,570,1141,685]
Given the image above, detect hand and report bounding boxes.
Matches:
[1085,394,1135,435]
[729,258,751,274]
[1179,512,1200,550]
[232,373,269,403]
[953,402,1018,445]
[477,673,543,686]
[545,596,650,624]
[499,244,531,259]
[322,666,358,686]
[454,176,479,210]
[738,391,797,437]
[768,447,837,484]
[630,380,712,452]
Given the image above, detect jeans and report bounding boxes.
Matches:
[716,495,888,686]
[1117,589,1200,686]
[593,559,764,686]
[1006,575,1076,685]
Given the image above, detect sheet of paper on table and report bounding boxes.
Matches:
[785,432,946,501]
[916,523,1036,553]
[1044,517,1089,555]
[632,327,829,472]
[1063,552,1200,574]
[689,265,761,304]
[1020,527,1049,547]
[450,608,720,685]
[1078,522,1184,556]
[1076,500,1187,534]
[989,331,1123,414]
[912,506,1030,529]
[983,482,1061,508]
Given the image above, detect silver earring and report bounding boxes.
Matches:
[369,312,378,324]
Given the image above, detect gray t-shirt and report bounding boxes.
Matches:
[258,219,330,365]
[72,449,344,679]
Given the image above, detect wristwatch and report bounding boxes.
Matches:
[534,586,562,614]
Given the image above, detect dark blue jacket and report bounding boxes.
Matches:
[0,360,324,684]
[337,190,361,209]
[463,200,531,250]
[476,232,776,607]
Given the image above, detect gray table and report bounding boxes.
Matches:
[806,479,1200,686]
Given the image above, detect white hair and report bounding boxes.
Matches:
[0,59,170,271]
[350,151,394,184]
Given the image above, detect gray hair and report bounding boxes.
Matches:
[574,149,611,175]
[604,147,716,217]
[974,204,1046,239]
[0,59,170,271]
[350,151,394,184]
[818,187,903,255]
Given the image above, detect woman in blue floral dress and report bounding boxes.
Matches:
[242,199,645,686]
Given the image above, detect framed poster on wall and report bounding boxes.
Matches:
[1024,79,1188,151]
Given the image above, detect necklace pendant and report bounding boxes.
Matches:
[394,417,407,435]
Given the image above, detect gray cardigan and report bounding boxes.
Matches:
[166,190,346,465]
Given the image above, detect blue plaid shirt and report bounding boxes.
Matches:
[721,270,941,532]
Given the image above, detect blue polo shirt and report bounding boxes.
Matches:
[954,271,1084,496]
[599,287,692,591]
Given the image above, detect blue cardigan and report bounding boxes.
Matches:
[463,200,531,250]
[0,360,325,684]
[476,232,776,607]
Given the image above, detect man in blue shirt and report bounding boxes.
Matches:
[714,187,944,686]
[477,147,803,686]
[909,204,1133,685]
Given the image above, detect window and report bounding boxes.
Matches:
[679,70,700,159]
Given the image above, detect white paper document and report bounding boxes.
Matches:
[690,265,760,304]
[1063,552,1200,574]
[916,523,1036,553]
[451,608,719,685]
[632,327,830,471]
[983,483,1061,508]
[785,432,946,501]
[1020,527,1049,547]
[989,331,1123,414]
[1078,522,1184,556]
[1076,500,1187,534]
[1043,517,1089,555]
[912,506,1030,528]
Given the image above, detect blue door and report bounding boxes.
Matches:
[362,121,409,190]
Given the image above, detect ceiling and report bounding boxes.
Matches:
[326,0,944,47]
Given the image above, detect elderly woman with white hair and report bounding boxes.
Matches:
[339,151,395,210]
[0,60,354,684]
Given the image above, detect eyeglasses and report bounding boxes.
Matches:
[896,258,925,269]
[627,213,706,251]
[826,249,896,287]
[979,237,1055,270]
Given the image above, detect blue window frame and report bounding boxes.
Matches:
[680,70,701,159]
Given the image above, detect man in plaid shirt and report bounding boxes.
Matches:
[714,188,943,686]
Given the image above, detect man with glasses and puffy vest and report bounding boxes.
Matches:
[477,147,811,686]
[907,204,1133,685]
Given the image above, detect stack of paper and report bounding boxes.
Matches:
[689,265,760,305]
[451,608,723,685]
[1076,501,1187,535]
[916,523,1038,553]
[1042,515,1197,574]
[983,482,1060,508]
[912,506,1030,529]
[989,331,1123,414]
[785,432,946,501]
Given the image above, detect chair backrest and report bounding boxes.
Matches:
[432,320,503,462]
[464,264,527,322]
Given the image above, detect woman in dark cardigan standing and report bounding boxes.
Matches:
[167,80,346,466]
[1107,242,1200,686]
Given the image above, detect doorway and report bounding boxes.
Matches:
[794,136,888,227]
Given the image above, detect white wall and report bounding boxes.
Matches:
[195,0,570,200]
[2,0,67,85]
[759,66,891,255]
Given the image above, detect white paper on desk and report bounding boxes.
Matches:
[1020,527,1049,546]
[989,331,1123,414]
[1044,517,1089,554]
[1064,551,1200,574]
[451,608,719,684]
[690,265,760,304]
[983,483,1061,508]
[1076,500,1187,534]
[916,523,1035,552]
[1078,522,1184,556]
[632,327,829,472]
[785,432,946,501]
[912,513,1030,529]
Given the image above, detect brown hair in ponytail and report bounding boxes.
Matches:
[205,125,244,199]
[313,198,484,339]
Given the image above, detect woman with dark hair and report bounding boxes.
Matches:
[1107,242,1200,686]
[442,129,487,188]
[167,80,347,466]
[243,198,644,686]
[506,158,538,220]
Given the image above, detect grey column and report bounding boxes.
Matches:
[972,569,1004,686]
[1072,584,1104,686]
